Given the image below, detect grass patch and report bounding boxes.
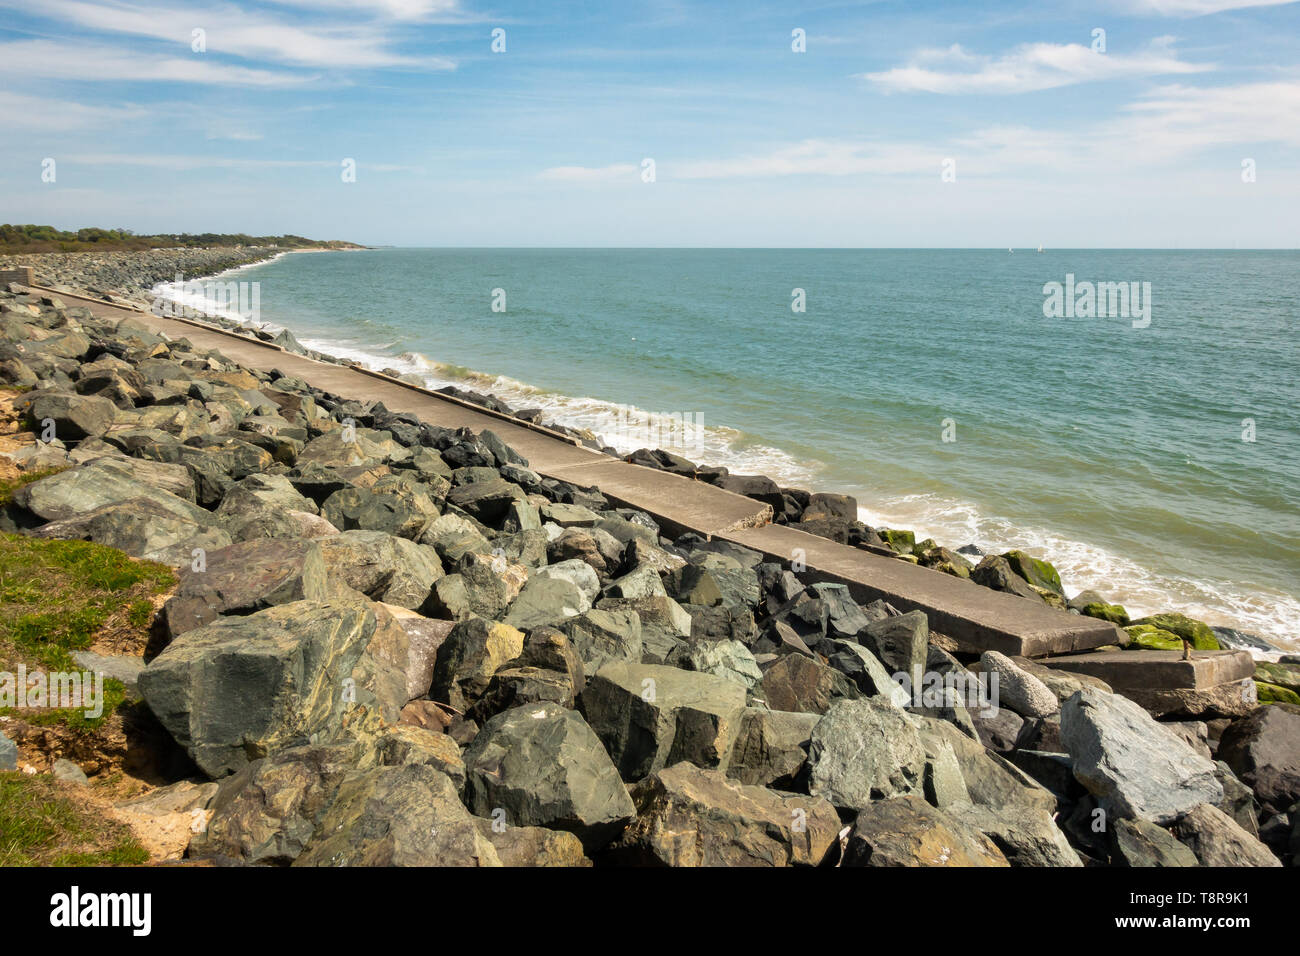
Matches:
[0,533,174,727]
[0,772,148,866]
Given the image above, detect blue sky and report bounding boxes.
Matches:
[2,0,1298,246]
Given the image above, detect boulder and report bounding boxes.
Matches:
[16,457,194,520]
[501,576,591,631]
[1170,803,1281,867]
[462,703,635,851]
[943,801,1082,866]
[758,653,857,715]
[861,610,928,692]
[726,708,819,789]
[1216,705,1300,813]
[296,764,499,866]
[842,795,1009,867]
[610,763,840,867]
[473,820,591,867]
[673,639,762,689]
[1110,818,1200,867]
[446,477,524,525]
[418,512,491,565]
[808,698,927,809]
[981,650,1059,719]
[557,608,642,674]
[1060,687,1223,824]
[315,530,443,612]
[139,600,376,778]
[31,495,232,567]
[429,616,525,712]
[160,537,332,639]
[24,391,118,440]
[579,661,748,781]
[1129,612,1220,651]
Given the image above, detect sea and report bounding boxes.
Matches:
[155,248,1300,652]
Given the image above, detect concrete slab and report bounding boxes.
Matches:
[53,288,1129,658]
[1039,649,1256,690]
[720,523,1125,657]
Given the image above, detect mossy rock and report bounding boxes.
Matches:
[1031,585,1067,610]
[878,529,916,555]
[894,553,919,565]
[1254,662,1300,695]
[1256,681,1300,706]
[1124,624,1184,652]
[1129,613,1219,651]
[913,538,938,555]
[1001,550,1063,596]
[1080,601,1130,626]
[918,547,972,580]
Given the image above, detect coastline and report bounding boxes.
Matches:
[0,258,1292,869]
[3,246,1287,657]
[156,250,1291,658]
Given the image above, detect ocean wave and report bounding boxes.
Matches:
[856,492,1300,654]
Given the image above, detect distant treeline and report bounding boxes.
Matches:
[0,225,364,253]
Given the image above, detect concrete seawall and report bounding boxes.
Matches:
[33,283,1125,658]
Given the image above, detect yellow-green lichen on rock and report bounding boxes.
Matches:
[1080,601,1130,626]
[878,529,916,555]
[1123,623,1184,651]
[1128,613,1219,651]
[1002,550,1064,597]
[1256,681,1300,706]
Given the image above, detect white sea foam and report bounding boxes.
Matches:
[856,493,1299,655]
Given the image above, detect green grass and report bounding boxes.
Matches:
[0,772,148,866]
[0,532,174,727]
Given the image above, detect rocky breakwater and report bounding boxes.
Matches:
[0,282,1293,867]
[0,247,301,306]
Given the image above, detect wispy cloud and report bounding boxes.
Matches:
[539,163,640,182]
[1122,0,1298,15]
[0,39,315,86]
[0,91,149,130]
[4,0,457,70]
[862,38,1210,94]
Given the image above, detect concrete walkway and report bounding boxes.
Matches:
[38,285,1125,657]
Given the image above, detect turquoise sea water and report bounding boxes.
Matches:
[163,248,1300,650]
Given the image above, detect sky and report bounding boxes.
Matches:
[1,0,1298,247]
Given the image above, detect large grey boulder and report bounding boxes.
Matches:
[418,512,491,565]
[428,616,525,712]
[16,457,194,520]
[502,575,591,631]
[842,795,1009,867]
[1110,818,1200,867]
[315,530,443,611]
[534,558,600,603]
[943,801,1082,867]
[139,600,376,778]
[24,391,118,440]
[808,698,927,809]
[296,764,500,866]
[321,478,438,539]
[30,495,232,567]
[215,473,318,519]
[159,537,332,639]
[1060,687,1223,824]
[609,762,840,867]
[861,610,928,692]
[671,639,762,689]
[759,653,858,715]
[462,703,634,851]
[1170,803,1281,867]
[727,708,819,789]
[557,608,642,674]
[579,661,748,781]
[1216,705,1300,814]
[14,460,195,524]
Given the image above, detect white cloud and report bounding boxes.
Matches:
[862,38,1210,94]
[1122,0,1298,15]
[0,40,313,86]
[5,0,456,70]
[0,91,149,130]
[539,163,640,182]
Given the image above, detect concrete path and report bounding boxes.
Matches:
[37,285,1125,657]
